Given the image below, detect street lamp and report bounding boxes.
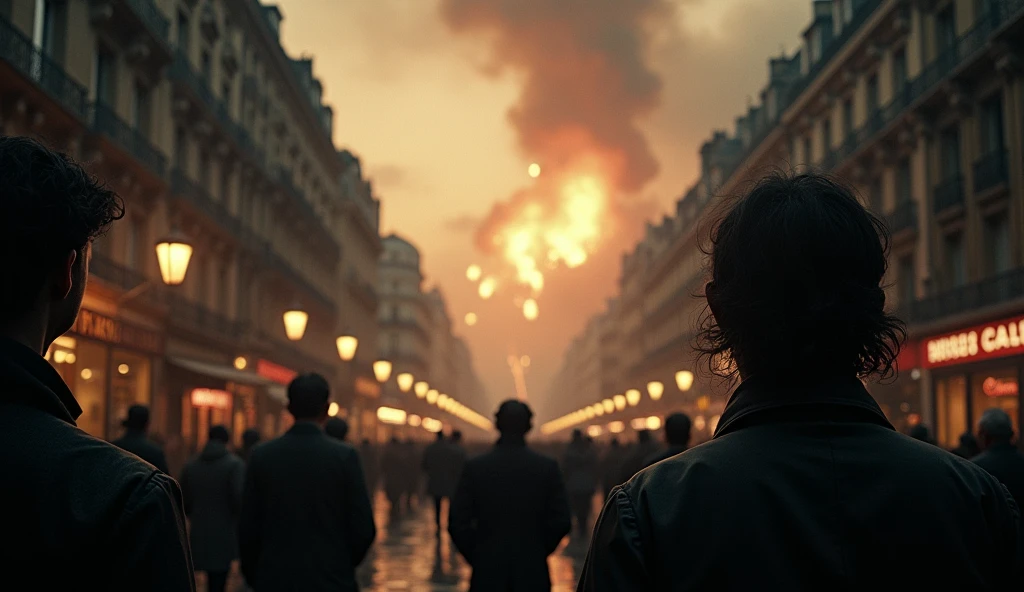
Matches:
[602,398,615,414]
[613,394,626,411]
[373,360,392,383]
[336,335,358,361]
[675,370,694,392]
[647,381,664,401]
[282,303,308,341]
[426,389,439,404]
[414,381,429,398]
[397,372,414,393]
[625,389,641,406]
[154,230,194,286]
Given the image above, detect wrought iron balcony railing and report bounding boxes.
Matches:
[908,266,1024,325]
[90,102,166,176]
[973,148,1009,194]
[89,253,149,292]
[886,200,917,235]
[0,16,88,120]
[933,174,964,214]
[166,295,247,340]
[125,0,170,45]
[170,168,242,237]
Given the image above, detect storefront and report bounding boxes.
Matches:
[923,314,1024,450]
[45,308,164,441]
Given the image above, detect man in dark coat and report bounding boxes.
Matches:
[180,425,246,592]
[641,412,691,468]
[113,404,170,473]
[450,400,571,591]
[561,429,598,538]
[0,136,193,589]
[973,408,1024,507]
[422,431,454,533]
[616,429,658,484]
[598,438,625,499]
[239,373,376,591]
[579,173,1022,590]
[325,417,350,441]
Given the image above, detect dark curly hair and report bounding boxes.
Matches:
[0,136,124,319]
[694,172,905,382]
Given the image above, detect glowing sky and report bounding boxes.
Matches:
[274,0,809,414]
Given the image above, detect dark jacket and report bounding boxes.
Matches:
[180,440,246,572]
[640,444,687,470]
[579,376,1022,591]
[423,439,459,498]
[239,422,376,591]
[617,437,660,485]
[973,443,1024,508]
[113,429,170,474]
[449,435,572,592]
[0,337,194,590]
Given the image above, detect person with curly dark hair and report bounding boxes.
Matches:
[0,137,195,590]
[578,173,1021,591]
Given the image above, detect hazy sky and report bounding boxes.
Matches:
[275,0,809,416]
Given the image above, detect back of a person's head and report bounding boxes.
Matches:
[495,399,533,436]
[242,428,260,447]
[610,437,620,447]
[571,429,583,443]
[637,429,651,443]
[208,425,230,443]
[287,373,330,421]
[664,413,692,447]
[325,417,349,441]
[909,424,932,443]
[978,408,1014,444]
[435,431,445,441]
[0,136,123,324]
[697,172,904,382]
[452,430,462,442]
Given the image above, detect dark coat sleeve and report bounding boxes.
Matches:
[178,464,192,517]
[448,462,476,565]
[544,461,572,556]
[110,472,196,591]
[990,482,1024,589]
[238,456,262,585]
[345,450,376,566]
[576,488,651,591]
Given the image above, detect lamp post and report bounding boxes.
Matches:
[397,372,414,393]
[373,360,393,383]
[155,230,194,286]
[675,370,694,392]
[336,335,358,361]
[282,303,308,341]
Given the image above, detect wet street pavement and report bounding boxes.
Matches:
[357,492,589,591]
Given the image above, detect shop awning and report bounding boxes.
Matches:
[168,357,273,387]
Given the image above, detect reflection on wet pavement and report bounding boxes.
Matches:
[358,493,589,591]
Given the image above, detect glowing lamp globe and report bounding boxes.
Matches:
[414,382,429,398]
[373,360,392,383]
[155,231,193,286]
[675,370,694,392]
[647,381,665,401]
[625,389,641,407]
[397,372,414,393]
[336,335,359,361]
[282,308,309,341]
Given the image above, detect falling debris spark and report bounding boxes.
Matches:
[528,163,541,178]
[523,298,539,321]
[478,276,497,300]
[465,312,478,326]
[466,264,482,282]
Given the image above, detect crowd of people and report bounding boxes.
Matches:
[1,137,1022,590]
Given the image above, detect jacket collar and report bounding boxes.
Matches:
[0,336,82,425]
[713,375,893,439]
[496,434,527,447]
[287,421,323,436]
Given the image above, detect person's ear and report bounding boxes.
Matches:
[52,250,77,300]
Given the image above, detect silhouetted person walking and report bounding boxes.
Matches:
[952,431,981,459]
[239,373,375,591]
[579,173,1022,590]
[382,437,406,515]
[180,425,245,592]
[359,438,380,499]
[599,438,625,499]
[450,400,571,591]
[0,137,193,589]
[325,417,350,442]
[617,429,658,484]
[113,404,170,474]
[562,429,598,538]
[642,412,692,468]
[973,408,1024,507]
[240,428,261,464]
[423,431,456,534]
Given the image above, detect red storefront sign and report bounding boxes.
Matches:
[190,388,233,410]
[256,359,297,385]
[921,314,1024,369]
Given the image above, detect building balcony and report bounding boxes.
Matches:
[90,0,171,66]
[0,16,88,121]
[932,174,964,215]
[387,351,430,374]
[907,266,1024,325]
[973,149,1009,196]
[270,164,340,257]
[170,168,242,238]
[89,253,149,293]
[90,102,166,178]
[166,295,247,341]
[886,200,917,236]
[345,272,379,313]
[379,317,429,341]
[257,241,337,316]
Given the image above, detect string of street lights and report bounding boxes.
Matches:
[368,361,493,432]
[540,370,698,436]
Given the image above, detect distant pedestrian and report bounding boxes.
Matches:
[617,429,658,484]
[325,417,350,441]
[450,400,571,591]
[972,408,1024,507]
[0,136,193,589]
[381,437,406,515]
[561,429,598,538]
[240,428,261,464]
[599,438,625,499]
[951,431,981,459]
[112,404,170,474]
[180,425,245,592]
[579,173,1022,590]
[402,438,421,509]
[423,432,456,534]
[449,430,468,484]
[909,423,935,445]
[642,412,692,468]
[239,373,375,591]
[359,438,380,498]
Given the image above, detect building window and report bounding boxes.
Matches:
[940,127,961,176]
[896,158,912,204]
[821,118,832,157]
[93,45,117,106]
[979,95,1005,155]
[131,82,151,136]
[174,126,187,169]
[201,49,212,83]
[177,11,190,50]
[803,135,813,165]
[944,233,966,288]
[936,6,957,54]
[984,212,1011,275]
[220,164,231,205]
[199,148,210,188]
[892,48,907,95]
[866,74,879,113]
[842,98,854,138]
[898,254,915,305]
[222,81,232,110]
